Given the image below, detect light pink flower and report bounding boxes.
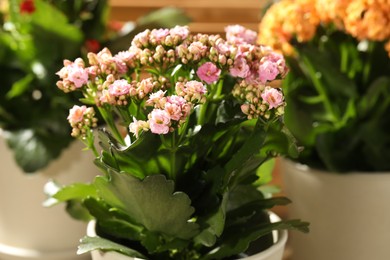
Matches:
[146,90,167,108]
[261,87,284,109]
[148,109,171,134]
[185,81,207,95]
[151,28,170,43]
[175,81,207,103]
[258,60,279,83]
[67,105,87,124]
[65,64,89,88]
[230,56,251,78]
[165,95,191,121]
[170,26,190,40]
[196,62,221,84]
[115,50,136,63]
[112,57,128,75]
[165,99,184,121]
[129,118,149,138]
[225,24,257,45]
[132,30,150,47]
[216,42,231,55]
[137,78,154,98]
[188,42,207,60]
[108,79,131,96]
[99,89,115,104]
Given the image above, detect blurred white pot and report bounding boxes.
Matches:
[280,158,390,260]
[86,212,287,260]
[0,135,97,260]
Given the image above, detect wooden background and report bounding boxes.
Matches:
[108,0,268,34]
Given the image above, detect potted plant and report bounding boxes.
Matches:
[45,24,309,260]
[258,1,390,259]
[0,0,189,259]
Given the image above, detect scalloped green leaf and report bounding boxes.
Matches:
[94,171,199,240]
[77,236,146,258]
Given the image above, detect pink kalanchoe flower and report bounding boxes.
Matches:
[148,109,171,134]
[170,26,190,40]
[129,118,149,138]
[99,89,115,104]
[261,87,284,109]
[225,24,257,45]
[230,56,251,78]
[132,30,150,47]
[165,96,186,121]
[146,90,167,108]
[67,105,87,124]
[108,79,131,96]
[112,57,128,75]
[188,42,207,60]
[196,62,221,84]
[151,28,170,44]
[175,81,207,103]
[258,60,279,83]
[67,64,89,88]
[137,78,155,99]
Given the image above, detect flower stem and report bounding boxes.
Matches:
[97,106,126,145]
[302,56,339,124]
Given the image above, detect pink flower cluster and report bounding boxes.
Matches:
[232,81,285,119]
[225,24,258,45]
[130,81,206,136]
[58,24,288,140]
[67,105,98,138]
[56,59,88,92]
[132,26,190,48]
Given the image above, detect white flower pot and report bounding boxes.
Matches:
[86,212,287,260]
[280,158,390,260]
[0,135,97,260]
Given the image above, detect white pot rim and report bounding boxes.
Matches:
[243,212,288,259]
[282,157,390,176]
[87,211,287,260]
[0,242,80,259]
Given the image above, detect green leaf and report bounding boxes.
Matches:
[84,198,144,241]
[77,235,146,258]
[94,171,199,240]
[3,128,71,173]
[6,73,34,99]
[32,0,83,43]
[254,158,275,186]
[194,193,228,247]
[297,45,358,100]
[203,206,309,260]
[43,181,97,207]
[137,7,191,28]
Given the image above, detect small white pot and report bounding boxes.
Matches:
[0,135,98,260]
[280,158,390,260]
[86,212,287,260]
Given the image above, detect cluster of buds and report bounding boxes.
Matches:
[232,80,285,119]
[131,80,206,137]
[87,47,137,78]
[57,24,288,140]
[67,105,98,138]
[131,26,190,48]
[56,58,88,92]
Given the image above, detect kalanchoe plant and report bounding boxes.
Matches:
[0,0,189,173]
[45,25,309,259]
[258,0,390,172]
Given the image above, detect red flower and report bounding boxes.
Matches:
[85,39,101,53]
[20,0,35,14]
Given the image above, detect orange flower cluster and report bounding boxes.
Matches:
[258,0,390,56]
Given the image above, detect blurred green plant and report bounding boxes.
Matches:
[0,0,190,173]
